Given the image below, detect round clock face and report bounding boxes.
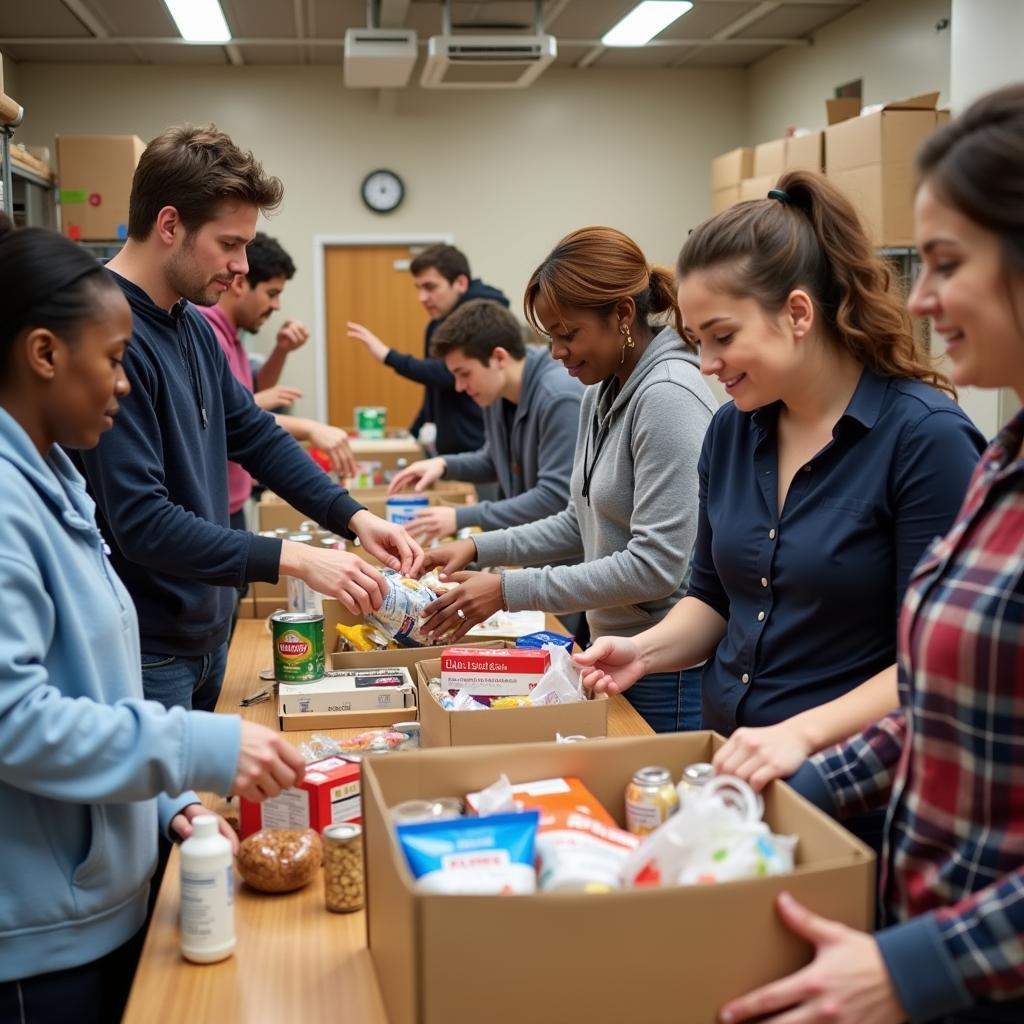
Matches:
[361,169,404,213]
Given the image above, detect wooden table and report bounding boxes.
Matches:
[123,618,653,1024]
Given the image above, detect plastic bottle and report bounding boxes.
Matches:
[179,814,236,964]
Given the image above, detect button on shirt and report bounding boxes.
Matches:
[687,369,985,734]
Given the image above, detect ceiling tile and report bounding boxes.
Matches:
[6,42,139,62]
[221,0,297,38]
[91,0,177,35]
[657,2,760,40]
[0,0,92,36]
[679,41,782,67]
[734,2,861,39]
[240,43,312,64]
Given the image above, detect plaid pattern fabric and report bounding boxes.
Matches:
[811,407,1024,1002]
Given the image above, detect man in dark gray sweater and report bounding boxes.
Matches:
[387,299,583,543]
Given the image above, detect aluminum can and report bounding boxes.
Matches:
[625,765,680,835]
[271,611,325,683]
[355,406,387,439]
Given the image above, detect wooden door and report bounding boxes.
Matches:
[324,244,433,430]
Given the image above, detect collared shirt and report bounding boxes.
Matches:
[800,408,1024,1021]
[196,304,253,516]
[688,369,984,733]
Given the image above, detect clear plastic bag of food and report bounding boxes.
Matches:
[529,643,585,706]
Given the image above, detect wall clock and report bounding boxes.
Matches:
[361,169,405,214]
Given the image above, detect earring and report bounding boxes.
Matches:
[618,322,634,365]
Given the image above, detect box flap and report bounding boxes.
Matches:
[825,96,860,125]
[882,90,940,112]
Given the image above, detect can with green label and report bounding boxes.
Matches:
[354,406,387,439]
[271,611,325,683]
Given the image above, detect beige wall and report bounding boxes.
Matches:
[1,51,19,102]
[13,63,745,418]
[747,0,951,144]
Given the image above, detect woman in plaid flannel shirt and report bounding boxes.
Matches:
[719,84,1024,1024]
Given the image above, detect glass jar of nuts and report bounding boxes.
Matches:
[322,823,364,913]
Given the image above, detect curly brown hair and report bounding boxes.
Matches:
[128,124,283,241]
[676,170,955,397]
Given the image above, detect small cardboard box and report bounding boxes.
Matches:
[415,659,608,747]
[739,174,777,202]
[277,667,415,716]
[57,134,146,241]
[784,131,824,172]
[362,733,875,1024]
[347,435,423,471]
[711,184,741,214]
[440,646,550,696]
[710,146,753,190]
[239,755,360,838]
[752,138,787,177]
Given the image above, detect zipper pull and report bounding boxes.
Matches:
[201,406,208,430]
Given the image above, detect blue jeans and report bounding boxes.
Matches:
[141,641,228,712]
[624,666,703,733]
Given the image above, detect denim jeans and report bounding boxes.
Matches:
[0,927,146,1024]
[624,666,703,733]
[141,641,228,712]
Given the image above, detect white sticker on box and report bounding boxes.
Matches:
[260,788,310,830]
[516,778,571,797]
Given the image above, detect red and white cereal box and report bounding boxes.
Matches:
[440,646,551,696]
[239,756,360,838]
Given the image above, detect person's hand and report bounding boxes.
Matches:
[420,571,504,642]
[346,322,389,363]
[712,721,815,792]
[255,384,303,411]
[572,636,646,695]
[719,893,905,1024]
[281,539,388,616]
[348,509,424,577]
[229,721,307,803]
[388,457,447,496]
[421,538,477,576]
[305,422,358,478]
[169,803,240,855]
[406,505,457,545]
[275,319,311,353]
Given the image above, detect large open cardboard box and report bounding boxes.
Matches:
[363,733,874,1024]
[416,658,608,746]
[57,134,145,241]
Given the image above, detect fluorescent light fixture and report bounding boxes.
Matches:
[601,1,693,47]
[163,0,232,43]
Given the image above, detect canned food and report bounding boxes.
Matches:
[355,406,387,439]
[679,762,715,795]
[625,766,680,835]
[386,495,430,527]
[271,611,325,683]
[391,798,463,825]
[322,823,364,913]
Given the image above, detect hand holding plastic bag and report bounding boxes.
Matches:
[620,775,797,888]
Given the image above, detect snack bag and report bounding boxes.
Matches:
[367,570,441,647]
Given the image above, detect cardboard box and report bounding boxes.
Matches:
[416,659,608,747]
[752,138,787,177]
[239,755,360,837]
[57,135,146,241]
[280,704,417,732]
[710,147,753,190]
[362,733,874,1024]
[739,174,777,202]
[824,92,944,246]
[330,639,511,672]
[784,130,824,172]
[711,184,741,214]
[347,435,423,471]
[277,667,416,716]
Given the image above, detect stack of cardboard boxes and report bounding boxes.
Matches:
[708,92,947,247]
[709,147,752,214]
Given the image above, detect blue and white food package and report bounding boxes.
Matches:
[396,811,539,894]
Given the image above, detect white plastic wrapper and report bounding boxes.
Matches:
[529,643,585,706]
[620,775,797,888]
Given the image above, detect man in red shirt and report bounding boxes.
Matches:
[198,232,356,530]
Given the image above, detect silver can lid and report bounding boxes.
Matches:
[632,765,672,787]
[322,823,361,841]
[682,762,715,786]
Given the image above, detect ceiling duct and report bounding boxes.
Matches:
[344,0,417,88]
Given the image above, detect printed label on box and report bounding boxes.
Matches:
[260,788,311,830]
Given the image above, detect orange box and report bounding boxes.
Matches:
[465,776,615,826]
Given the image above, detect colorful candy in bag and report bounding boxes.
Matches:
[397,811,539,894]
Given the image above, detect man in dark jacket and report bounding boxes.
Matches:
[346,245,508,455]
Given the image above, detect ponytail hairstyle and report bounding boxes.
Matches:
[525,226,694,352]
[676,171,954,396]
[0,212,120,380]
[916,83,1024,304]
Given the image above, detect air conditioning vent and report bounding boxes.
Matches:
[420,34,557,89]
[344,28,418,88]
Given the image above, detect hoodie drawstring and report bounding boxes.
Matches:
[177,315,209,430]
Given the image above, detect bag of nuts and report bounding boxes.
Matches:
[236,829,322,893]
[322,823,364,912]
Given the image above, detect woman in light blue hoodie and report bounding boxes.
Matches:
[0,215,305,1024]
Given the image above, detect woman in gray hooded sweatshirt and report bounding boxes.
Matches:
[420,226,718,732]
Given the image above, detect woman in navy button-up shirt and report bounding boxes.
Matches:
[577,171,984,773]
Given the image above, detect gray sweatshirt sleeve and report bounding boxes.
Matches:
[442,443,498,485]
[496,380,709,616]
[456,392,579,531]
[471,500,585,567]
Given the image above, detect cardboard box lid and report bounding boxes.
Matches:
[825,96,861,125]
[873,90,940,113]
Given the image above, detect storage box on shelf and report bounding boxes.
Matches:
[709,146,753,215]
[56,134,145,241]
